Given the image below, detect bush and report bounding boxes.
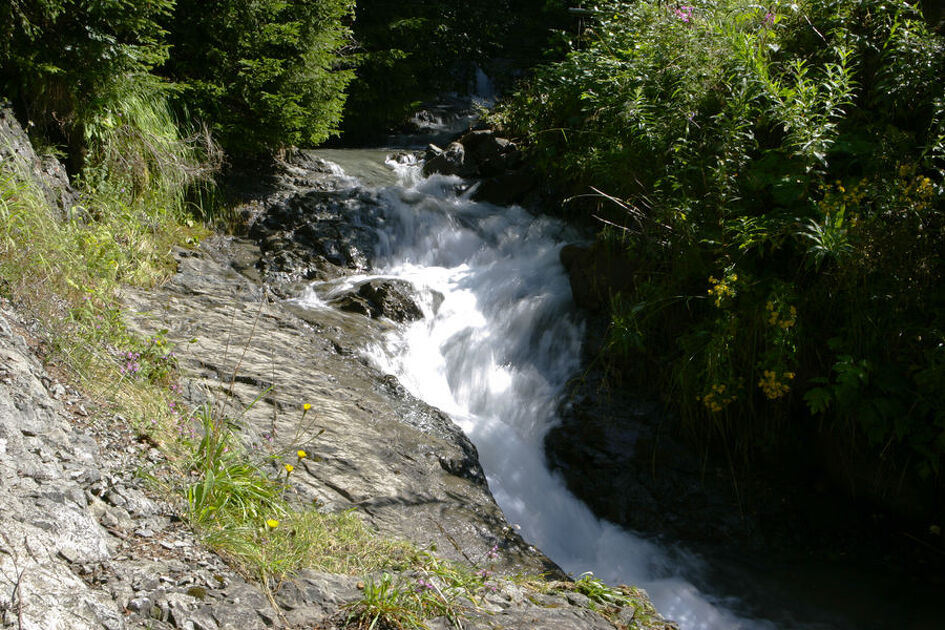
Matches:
[0,0,175,169]
[499,0,945,484]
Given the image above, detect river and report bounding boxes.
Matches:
[294,149,940,630]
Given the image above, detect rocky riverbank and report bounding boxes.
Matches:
[0,107,674,629]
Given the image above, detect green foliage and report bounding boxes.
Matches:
[0,0,175,166]
[78,81,220,208]
[500,0,945,481]
[344,568,473,630]
[164,0,356,154]
[574,573,633,607]
[185,403,284,525]
[342,0,569,140]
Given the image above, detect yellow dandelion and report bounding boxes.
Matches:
[266,519,279,529]
[297,449,307,459]
[303,403,312,411]
[284,463,294,474]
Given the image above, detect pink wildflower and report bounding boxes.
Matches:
[674,5,694,22]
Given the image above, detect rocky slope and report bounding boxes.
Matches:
[0,108,675,629]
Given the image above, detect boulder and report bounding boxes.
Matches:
[472,169,537,206]
[458,129,514,177]
[559,244,636,313]
[330,279,424,322]
[422,141,477,178]
[247,188,383,284]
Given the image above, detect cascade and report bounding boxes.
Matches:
[294,151,942,630]
[296,156,781,629]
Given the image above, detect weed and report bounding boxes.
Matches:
[344,570,470,630]
[574,572,633,608]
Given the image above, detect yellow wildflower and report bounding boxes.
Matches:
[284,463,294,474]
[297,449,307,460]
[266,519,279,529]
[758,370,792,399]
[303,403,312,411]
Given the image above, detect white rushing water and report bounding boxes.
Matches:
[297,157,779,630]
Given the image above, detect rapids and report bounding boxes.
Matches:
[295,154,785,629]
[293,150,942,630]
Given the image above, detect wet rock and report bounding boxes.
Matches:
[545,367,753,544]
[472,169,538,206]
[330,279,424,322]
[247,188,383,284]
[423,141,475,178]
[422,129,537,206]
[459,129,516,177]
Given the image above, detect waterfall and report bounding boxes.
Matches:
[293,156,792,630]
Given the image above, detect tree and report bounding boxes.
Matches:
[0,0,174,167]
[164,0,356,155]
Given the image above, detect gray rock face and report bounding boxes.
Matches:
[0,105,79,218]
[0,309,118,630]
[0,305,304,630]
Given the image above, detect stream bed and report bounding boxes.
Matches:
[292,149,940,630]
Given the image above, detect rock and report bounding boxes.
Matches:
[545,366,754,544]
[209,603,267,630]
[421,129,538,206]
[247,188,383,285]
[472,169,537,206]
[330,279,424,322]
[458,129,514,177]
[0,105,79,219]
[559,243,636,313]
[422,141,476,178]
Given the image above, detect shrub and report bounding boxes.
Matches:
[0,0,175,169]
[499,0,945,483]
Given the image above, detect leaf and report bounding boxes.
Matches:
[804,387,832,414]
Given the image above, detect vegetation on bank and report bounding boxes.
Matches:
[1,0,356,163]
[496,0,945,502]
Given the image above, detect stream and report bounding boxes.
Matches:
[293,150,940,630]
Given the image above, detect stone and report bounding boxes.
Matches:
[457,129,513,177]
[0,106,79,219]
[330,279,424,322]
[422,141,476,178]
[472,169,537,206]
